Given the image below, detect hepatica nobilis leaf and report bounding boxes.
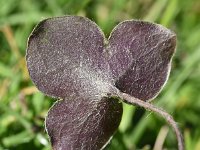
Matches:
[108,21,176,101]
[26,16,181,150]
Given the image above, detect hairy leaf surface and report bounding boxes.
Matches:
[26,16,112,98]
[108,21,176,101]
[26,16,176,150]
[46,97,122,150]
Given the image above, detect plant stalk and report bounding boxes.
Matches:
[118,92,184,150]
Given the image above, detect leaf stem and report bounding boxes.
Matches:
[118,92,184,150]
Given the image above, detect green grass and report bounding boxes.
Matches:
[0,0,200,149]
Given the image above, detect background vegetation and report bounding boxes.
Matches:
[0,0,200,149]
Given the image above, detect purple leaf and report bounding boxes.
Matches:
[46,97,122,150]
[108,20,176,101]
[26,16,112,98]
[26,16,177,150]
[26,16,122,150]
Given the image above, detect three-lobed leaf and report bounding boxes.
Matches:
[26,16,176,150]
